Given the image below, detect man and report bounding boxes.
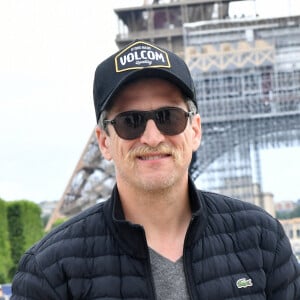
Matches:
[12,40,300,299]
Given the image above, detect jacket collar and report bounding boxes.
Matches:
[103,176,206,258]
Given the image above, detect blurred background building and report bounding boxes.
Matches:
[281,218,300,261]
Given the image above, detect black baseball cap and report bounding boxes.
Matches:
[93,40,197,122]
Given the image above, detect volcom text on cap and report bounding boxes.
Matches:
[115,41,171,72]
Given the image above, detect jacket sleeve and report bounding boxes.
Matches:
[266,220,300,300]
[11,251,61,300]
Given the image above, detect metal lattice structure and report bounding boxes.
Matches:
[46,1,300,230]
[185,15,300,208]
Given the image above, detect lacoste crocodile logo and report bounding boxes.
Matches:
[236,278,253,289]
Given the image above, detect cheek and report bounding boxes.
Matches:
[109,139,132,161]
[179,129,200,154]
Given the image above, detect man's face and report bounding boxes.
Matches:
[96,78,201,192]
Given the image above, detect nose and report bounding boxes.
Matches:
[139,119,165,147]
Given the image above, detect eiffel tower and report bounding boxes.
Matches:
[46,0,300,231]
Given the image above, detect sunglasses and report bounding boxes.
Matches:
[103,106,195,140]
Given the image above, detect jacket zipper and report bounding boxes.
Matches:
[183,216,196,300]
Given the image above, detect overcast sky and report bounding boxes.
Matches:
[0,0,299,204]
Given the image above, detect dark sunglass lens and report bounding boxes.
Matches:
[109,108,189,139]
[114,112,146,139]
[156,108,187,135]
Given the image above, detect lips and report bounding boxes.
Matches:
[138,154,170,160]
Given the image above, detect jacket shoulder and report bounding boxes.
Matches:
[198,190,280,234]
[36,203,106,253]
[27,201,109,266]
[200,190,264,212]
[12,201,112,299]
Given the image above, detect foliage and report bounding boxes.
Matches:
[7,200,44,278]
[290,205,300,219]
[52,217,68,229]
[276,211,291,220]
[42,214,50,227]
[0,198,12,283]
[276,204,300,220]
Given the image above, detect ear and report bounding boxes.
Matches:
[95,126,112,161]
[191,113,202,151]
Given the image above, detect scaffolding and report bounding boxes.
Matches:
[114,0,242,55]
[185,15,300,206]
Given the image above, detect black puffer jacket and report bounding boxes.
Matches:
[12,180,300,299]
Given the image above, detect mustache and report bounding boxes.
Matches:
[125,144,181,161]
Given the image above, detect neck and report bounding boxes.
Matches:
[117,176,192,261]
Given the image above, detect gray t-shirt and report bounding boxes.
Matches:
[149,248,190,300]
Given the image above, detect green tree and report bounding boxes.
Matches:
[276,210,291,220]
[7,200,44,279]
[52,217,68,229]
[0,198,12,283]
[276,203,300,220]
[290,205,300,219]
